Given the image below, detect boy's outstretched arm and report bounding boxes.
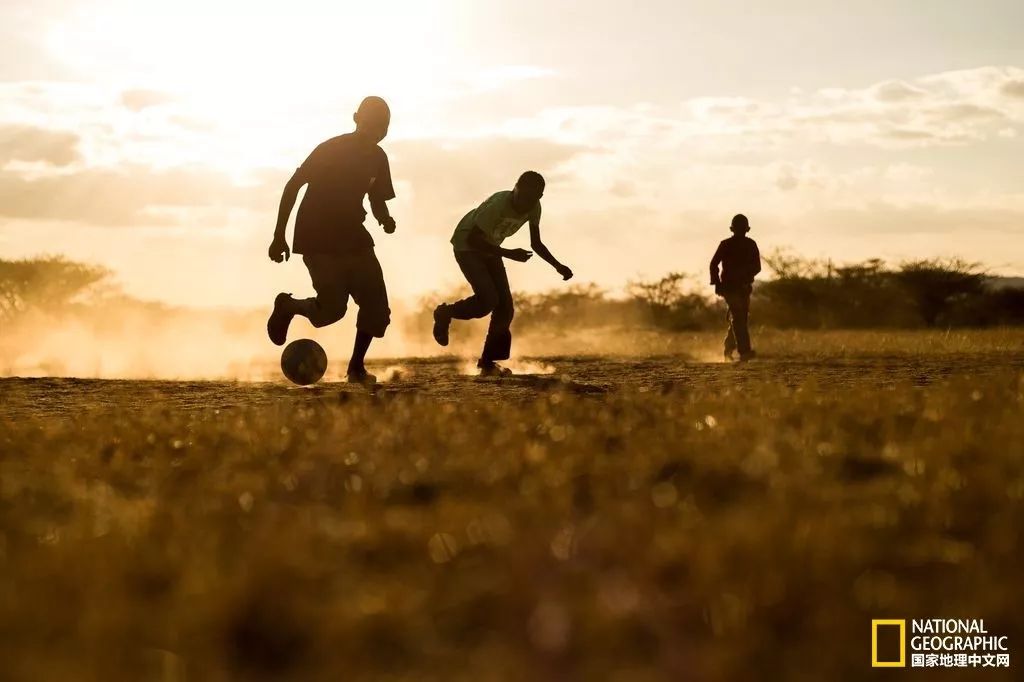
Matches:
[529,218,573,280]
[467,226,533,262]
[269,170,308,262]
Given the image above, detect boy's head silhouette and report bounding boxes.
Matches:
[513,170,545,212]
[730,214,750,235]
[354,96,391,143]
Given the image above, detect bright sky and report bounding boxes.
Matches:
[2,0,1023,306]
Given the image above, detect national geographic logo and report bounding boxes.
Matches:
[872,619,1011,669]
[872,620,906,667]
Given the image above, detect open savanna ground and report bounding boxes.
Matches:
[2,330,1023,681]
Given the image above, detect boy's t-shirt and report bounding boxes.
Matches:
[713,235,761,289]
[450,190,541,251]
[292,132,395,255]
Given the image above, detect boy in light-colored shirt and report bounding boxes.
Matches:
[433,171,573,376]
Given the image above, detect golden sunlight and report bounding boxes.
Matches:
[47,0,460,171]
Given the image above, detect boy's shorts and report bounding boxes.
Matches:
[715,282,753,297]
[302,249,390,337]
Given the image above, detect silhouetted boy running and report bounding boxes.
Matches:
[266,96,396,384]
[432,172,573,376]
[710,214,761,361]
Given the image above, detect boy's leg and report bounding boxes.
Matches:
[727,292,752,356]
[349,330,374,377]
[723,301,737,358]
[448,251,501,319]
[434,250,501,346]
[480,256,513,363]
[267,254,349,345]
[293,254,350,327]
[347,249,391,379]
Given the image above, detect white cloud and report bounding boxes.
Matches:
[0,165,279,226]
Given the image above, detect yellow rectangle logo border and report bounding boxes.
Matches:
[871,619,906,667]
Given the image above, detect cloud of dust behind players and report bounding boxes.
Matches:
[0,298,669,380]
[0,302,419,380]
[3,254,1019,379]
[0,257,712,379]
[2,306,268,380]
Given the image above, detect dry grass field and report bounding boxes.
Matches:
[2,329,1023,681]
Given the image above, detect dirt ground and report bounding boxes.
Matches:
[3,349,1023,419]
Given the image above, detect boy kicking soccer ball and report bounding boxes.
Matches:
[266,96,397,384]
[432,172,573,376]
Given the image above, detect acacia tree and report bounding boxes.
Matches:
[756,251,830,328]
[0,257,111,321]
[894,259,985,327]
[628,272,688,311]
[627,272,717,330]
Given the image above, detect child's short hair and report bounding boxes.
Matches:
[517,171,545,193]
[357,96,390,119]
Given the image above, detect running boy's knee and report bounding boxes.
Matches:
[356,305,391,338]
[297,294,347,328]
[309,313,342,328]
[475,290,499,316]
[492,297,514,325]
[309,298,347,327]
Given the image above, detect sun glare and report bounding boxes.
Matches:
[47,0,457,171]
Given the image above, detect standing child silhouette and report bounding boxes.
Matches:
[710,214,761,361]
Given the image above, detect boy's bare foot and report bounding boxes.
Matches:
[267,293,295,346]
[477,360,512,377]
[738,350,757,362]
[346,368,377,385]
[432,304,451,346]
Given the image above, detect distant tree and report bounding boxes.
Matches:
[628,272,688,311]
[0,257,111,321]
[518,283,608,316]
[981,287,1024,325]
[894,259,986,327]
[825,259,910,328]
[757,251,829,328]
[517,284,618,328]
[627,272,716,330]
[516,284,651,332]
[762,251,828,280]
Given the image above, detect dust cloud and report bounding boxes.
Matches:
[0,301,684,380]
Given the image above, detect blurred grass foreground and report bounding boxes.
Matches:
[2,342,1024,681]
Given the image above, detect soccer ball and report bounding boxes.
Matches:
[280,339,328,385]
